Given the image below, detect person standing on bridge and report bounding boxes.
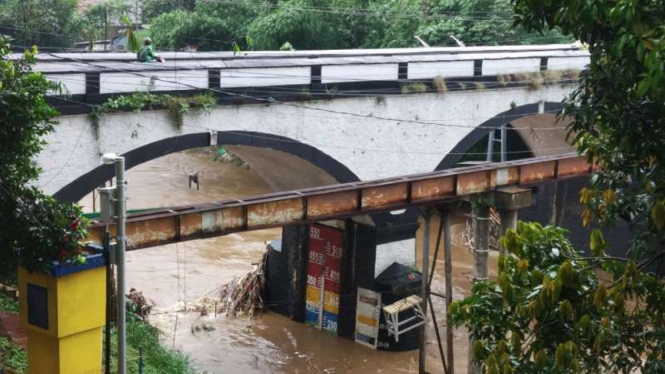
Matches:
[137,38,164,63]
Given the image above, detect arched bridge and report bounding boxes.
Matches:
[32,44,588,211]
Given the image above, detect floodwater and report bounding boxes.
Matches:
[80,150,497,374]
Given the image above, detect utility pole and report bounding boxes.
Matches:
[101,153,127,374]
[419,209,431,374]
[443,209,454,374]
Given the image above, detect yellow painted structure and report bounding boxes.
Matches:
[18,260,106,374]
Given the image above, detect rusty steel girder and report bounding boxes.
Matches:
[87,153,591,250]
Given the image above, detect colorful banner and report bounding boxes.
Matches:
[305,224,344,333]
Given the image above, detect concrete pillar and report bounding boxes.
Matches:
[472,203,491,282]
[468,198,491,374]
[494,188,533,254]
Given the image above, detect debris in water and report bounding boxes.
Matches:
[198,251,268,318]
[127,288,153,320]
[462,208,501,252]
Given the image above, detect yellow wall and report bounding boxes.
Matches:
[19,266,106,374]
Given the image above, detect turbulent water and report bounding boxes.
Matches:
[79,150,496,374]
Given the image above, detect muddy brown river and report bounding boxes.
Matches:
[79,150,496,374]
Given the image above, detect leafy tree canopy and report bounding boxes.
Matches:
[147,0,571,51]
[513,0,665,259]
[0,0,80,48]
[452,1,665,373]
[451,222,665,374]
[0,36,88,279]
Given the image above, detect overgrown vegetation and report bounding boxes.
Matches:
[91,92,217,135]
[451,0,665,373]
[432,76,448,93]
[0,294,19,314]
[451,222,665,374]
[107,317,198,374]
[0,294,25,374]
[0,36,89,279]
[496,69,581,90]
[0,0,572,52]
[0,336,27,374]
[401,82,428,94]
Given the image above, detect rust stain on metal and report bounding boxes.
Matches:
[457,171,490,195]
[220,207,245,230]
[520,161,556,184]
[247,198,304,227]
[361,183,408,208]
[412,176,454,201]
[179,213,202,238]
[491,167,519,187]
[84,153,593,250]
[201,206,245,232]
[87,225,110,245]
[307,190,357,218]
[126,216,176,248]
[558,157,590,177]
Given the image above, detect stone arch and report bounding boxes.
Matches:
[435,102,565,170]
[53,131,360,203]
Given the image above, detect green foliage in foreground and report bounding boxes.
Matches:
[0,36,89,279]
[107,317,197,374]
[0,336,27,374]
[0,294,25,374]
[513,0,665,260]
[451,222,665,374]
[0,294,19,314]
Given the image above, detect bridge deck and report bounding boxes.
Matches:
[24,44,589,101]
[87,153,591,250]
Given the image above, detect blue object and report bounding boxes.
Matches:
[50,252,106,278]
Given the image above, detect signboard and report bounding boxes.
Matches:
[304,224,344,334]
[355,288,381,349]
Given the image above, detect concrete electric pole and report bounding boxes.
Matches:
[100,153,127,374]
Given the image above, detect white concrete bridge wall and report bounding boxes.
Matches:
[37,84,572,197]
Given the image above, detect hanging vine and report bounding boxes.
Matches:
[90,92,217,138]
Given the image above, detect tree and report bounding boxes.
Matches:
[0,0,80,48]
[512,0,665,263]
[150,9,234,51]
[82,0,132,46]
[451,0,665,373]
[451,222,665,374]
[141,0,196,23]
[0,36,88,280]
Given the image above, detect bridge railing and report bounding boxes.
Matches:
[36,44,589,101]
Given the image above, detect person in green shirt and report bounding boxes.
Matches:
[137,38,163,63]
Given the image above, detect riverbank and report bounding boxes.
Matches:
[0,293,199,374]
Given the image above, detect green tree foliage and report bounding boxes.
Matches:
[0,0,80,48]
[451,222,665,374]
[147,0,570,51]
[141,0,196,22]
[81,0,132,44]
[0,36,88,279]
[451,2,665,372]
[512,0,665,260]
[150,9,233,51]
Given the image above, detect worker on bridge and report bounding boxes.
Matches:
[137,38,164,63]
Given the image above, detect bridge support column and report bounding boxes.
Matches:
[494,188,533,254]
[468,196,492,374]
